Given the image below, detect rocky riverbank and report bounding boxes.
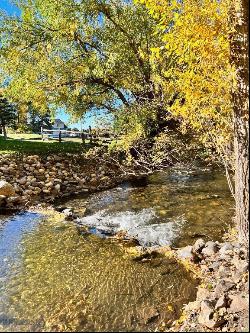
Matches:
[112,233,249,332]
[168,236,249,332]
[0,152,137,211]
[0,152,248,332]
[124,238,249,333]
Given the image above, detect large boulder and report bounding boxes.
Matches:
[0,181,15,197]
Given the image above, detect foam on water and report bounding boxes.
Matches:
[77,209,186,246]
[59,167,234,247]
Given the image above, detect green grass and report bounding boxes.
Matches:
[7,133,42,140]
[7,133,89,143]
[0,137,92,155]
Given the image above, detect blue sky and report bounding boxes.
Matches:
[0,0,20,15]
[0,0,106,130]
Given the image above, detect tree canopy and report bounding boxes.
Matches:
[136,0,234,150]
[0,0,239,153]
[0,0,164,124]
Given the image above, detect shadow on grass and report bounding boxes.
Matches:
[0,137,93,155]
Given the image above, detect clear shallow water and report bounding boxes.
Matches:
[64,167,235,247]
[0,212,197,332]
[0,167,234,332]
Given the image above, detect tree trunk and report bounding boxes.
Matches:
[2,123,7,139]
[231,0,249,246]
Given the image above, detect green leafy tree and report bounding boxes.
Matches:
[27,102,52,132]
[0,0,170,138]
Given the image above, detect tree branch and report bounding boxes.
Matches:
[48,77,129,106]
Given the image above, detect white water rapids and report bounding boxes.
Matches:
[77,208,187,246]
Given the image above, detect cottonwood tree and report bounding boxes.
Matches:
[230,0,249,246]
[0,0,172,138]
[138,0,249,246]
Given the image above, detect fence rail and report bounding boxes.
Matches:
[40,127,116,144]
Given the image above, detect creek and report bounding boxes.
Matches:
[0,167,234,332]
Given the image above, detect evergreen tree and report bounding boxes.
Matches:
[0,96,17,139]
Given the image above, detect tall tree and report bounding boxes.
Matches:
[136,0,233,146]
[230,0,249,246]
[138,0,249,245]
[0,0,169,137]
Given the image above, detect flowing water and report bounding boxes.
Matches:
[62,167,235,247]
[0,167,234,332]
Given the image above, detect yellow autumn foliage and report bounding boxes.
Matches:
[136,0,234,151]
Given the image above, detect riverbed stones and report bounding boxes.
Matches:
[62,208,77,220]
[176,246,193,259]
[198,301,226,329]
[201,241,219,257]
[192,238,206,254]
[215,295,228,310]
[0,194,6,206]
[196,286,211,301]
[55,184,60,192]
[198,301,214,326]
[231,257,248,273]
[0,181,15,196]
[228,294,249,313]
[219,242,234,255]
[6,195,20,204]
[185,300,201,312]
[214,279,235,296]
[171,235,249,333]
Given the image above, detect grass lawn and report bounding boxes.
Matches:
[7,133,42,140]
[0,136,92,155]
[7,133,87,143]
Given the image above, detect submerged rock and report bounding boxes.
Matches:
[124,246,149,260]
[140,307,160,324]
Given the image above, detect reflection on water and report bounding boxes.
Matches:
[64,167,235,247]
[0,213,197,332]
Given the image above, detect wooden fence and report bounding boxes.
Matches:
[40,127,116,145]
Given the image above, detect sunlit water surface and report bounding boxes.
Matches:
[64,167,234,247]
[0,167,234,332]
